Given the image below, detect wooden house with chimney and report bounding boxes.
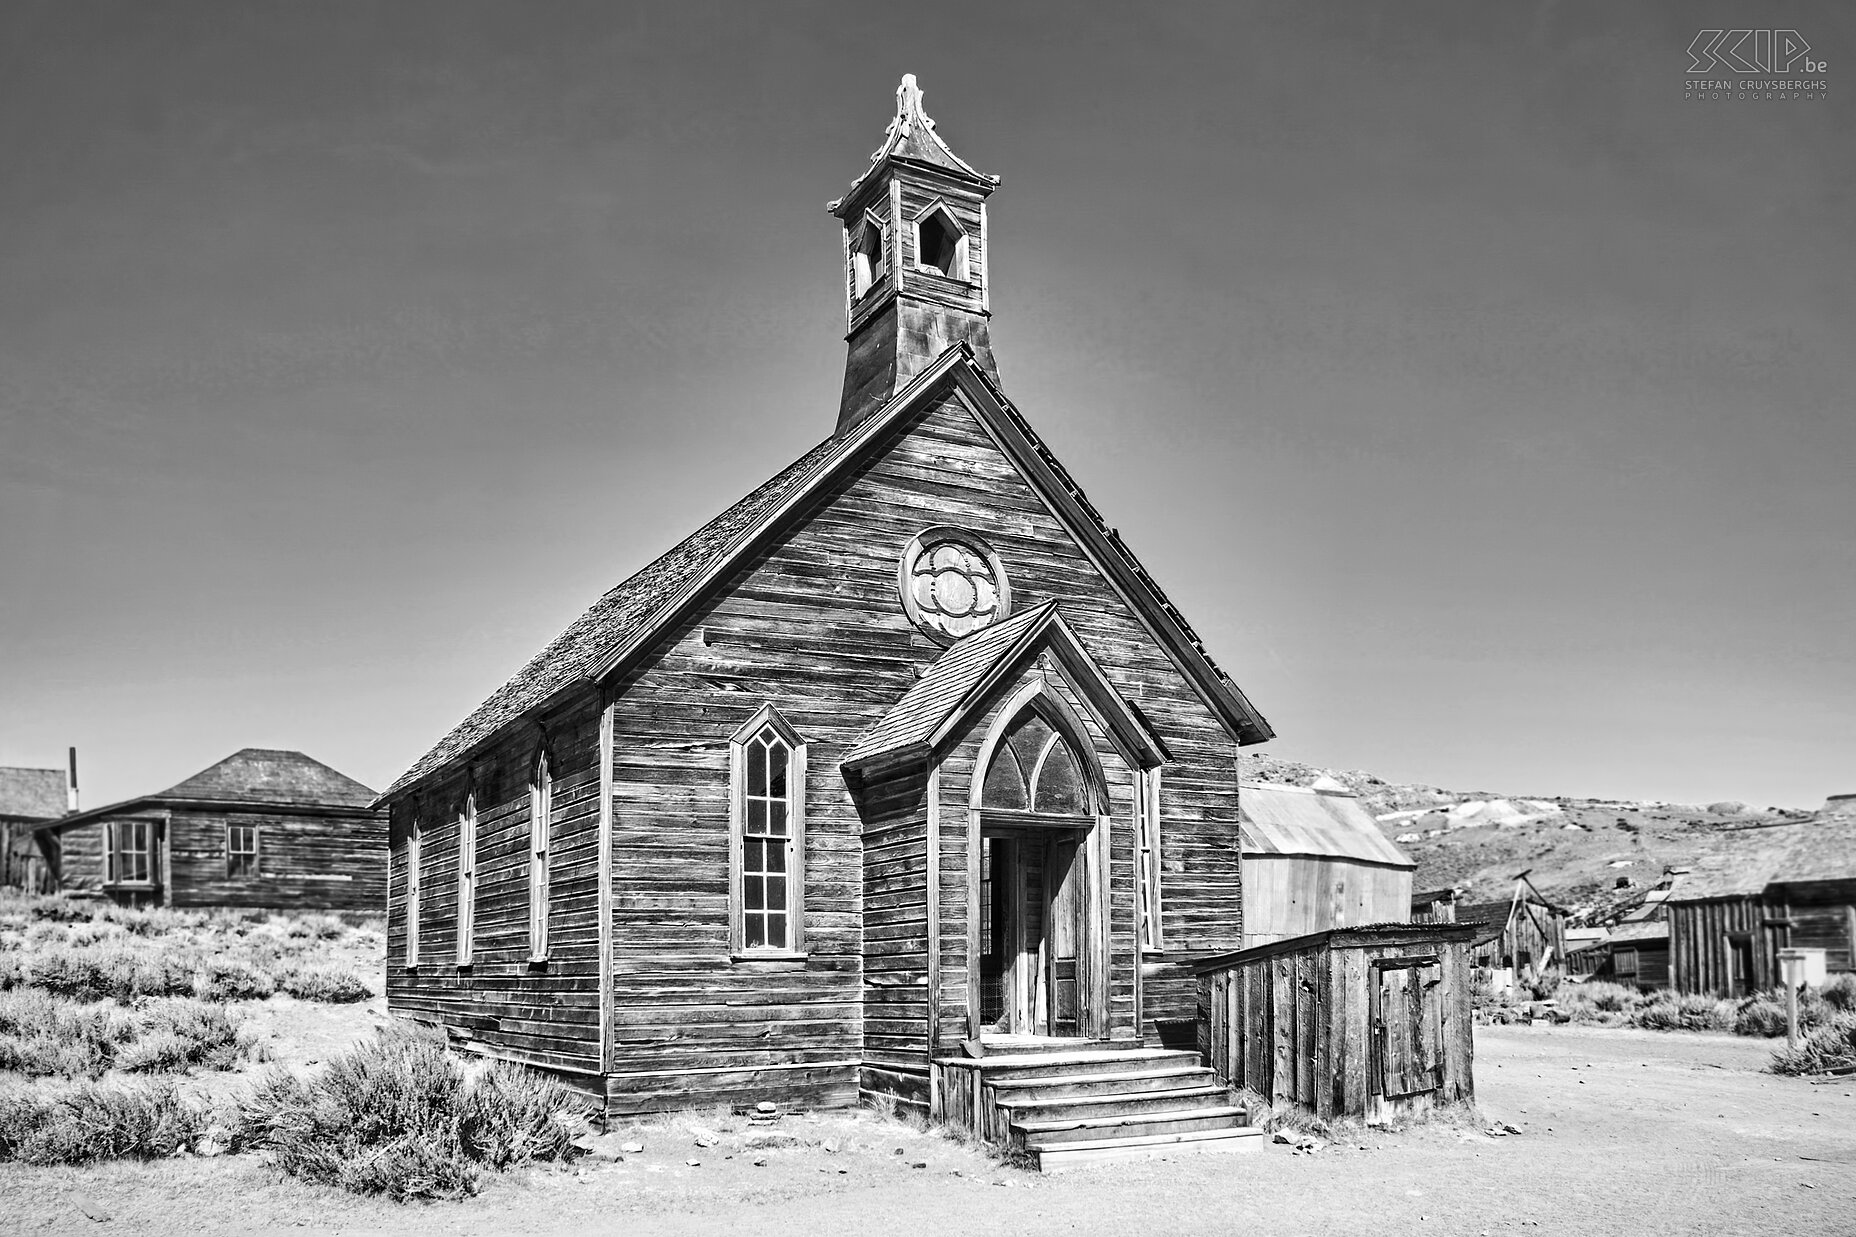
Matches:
[33,748,384,912]
[378,77,1280,1165]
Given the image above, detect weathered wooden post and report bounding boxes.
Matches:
[1778,948,1806,1048]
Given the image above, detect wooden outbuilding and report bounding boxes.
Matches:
[1239,781,1415,946]
[377,78,1278,1163]
[1192,923,1476,1123]
[32,748,384,912]
[0,765,66,892]
[1458,880,1569,987]
[1666,804,1856,996]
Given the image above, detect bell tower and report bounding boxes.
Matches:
[830,75,1000,435]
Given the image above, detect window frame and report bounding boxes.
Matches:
[529,748,552,964]
[911,201,969,281]
[851,211,886,298]
[225,822,260,879]
[456,792,477,967]
[103,819,156,888]
[1138,766,1166,952]
[728,703,808,960]
[405,812,422,968]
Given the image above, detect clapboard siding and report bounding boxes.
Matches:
[167,807,385,911]
[44,806,383,913]
[381,381,1251,1107]
[387,693,605,1075]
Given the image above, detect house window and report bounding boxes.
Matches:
[457,793,477,966]
[104,821,154,886]
[731,705,807,956]
[406,815,422,967]
[529,752,552,962]
[899,526,1011,644]
[980,708,1089,815]
[1138,767,1165,951]
[226,824,259,878]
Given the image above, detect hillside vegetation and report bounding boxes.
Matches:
[1240,753,1811,907]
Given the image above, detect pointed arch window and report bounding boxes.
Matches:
[980,708,1090,815]
[529,749,553,963]
[730,705,808,957]
[456,793,477,966]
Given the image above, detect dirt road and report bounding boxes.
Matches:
[4,1025,1852,1236]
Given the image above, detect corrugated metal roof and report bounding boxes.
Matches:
[1240,782,1414,869]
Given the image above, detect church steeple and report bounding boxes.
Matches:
[830,75,1000,435]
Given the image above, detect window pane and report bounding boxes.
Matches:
[747,738,767,797]
[1034,741,1087,814]
[1008,715,1055,777]
[766,800,788,837]
[747,798,767,835]
[745,914,766,949]
[764,913,787,950]
[767,738,788,799]
[767,872,787,911]
[765,842,786,875]
[745,874,764,911]
[981,747,1028,809]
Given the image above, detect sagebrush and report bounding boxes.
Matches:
[231,1025,592,1200]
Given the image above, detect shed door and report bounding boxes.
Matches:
[1374,959,1443,1099]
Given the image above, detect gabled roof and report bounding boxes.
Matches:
[832,75,993,214]
[841,601,1164,776]
[41,748,377,831]
[382,345,1272,801]
[1239,782,1414,869]
[0,767,64,821]
[1606,920,1669,945]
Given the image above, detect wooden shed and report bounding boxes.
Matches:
[1,765,66,892]
[1192,922,1476,1123]
[1458,881,1568,985]
[1239,782,1415,946]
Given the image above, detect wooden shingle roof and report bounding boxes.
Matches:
[1669,816,1856,900]
[381,346,1272,803]
[159,748,375,809]
[842,601,1058,770]
[0,767,64,821]
[832,74,993,213]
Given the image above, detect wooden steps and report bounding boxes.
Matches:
[937,1045,1262,1170]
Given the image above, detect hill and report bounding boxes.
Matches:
[1238,752,1816,911]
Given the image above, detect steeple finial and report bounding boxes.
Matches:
[896,73,928,133]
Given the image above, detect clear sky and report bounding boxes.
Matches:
[2,2,1851,810]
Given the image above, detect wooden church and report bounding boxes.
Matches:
[381,76,1275,1164]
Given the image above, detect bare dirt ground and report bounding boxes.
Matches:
[3,1024,1852,1236]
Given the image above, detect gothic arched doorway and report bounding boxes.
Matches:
[974,700,1105,1040]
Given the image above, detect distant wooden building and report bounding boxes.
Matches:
[1410,887,1458,924]
[1666,802,1856,996]
[1239,781,1415,946]
[1458,882,1569,986]
[377,78,1279,1162]
[0,765,67,892]
[33,748,384,912]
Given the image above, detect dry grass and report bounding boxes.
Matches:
[0,891,379,1007]
[229,1024,593,1201]
[1769,1012,1856,1076]
[0,989,247,1078]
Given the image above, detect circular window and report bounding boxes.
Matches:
[898,526,1011,644]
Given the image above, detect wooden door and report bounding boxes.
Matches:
[1045,834,1082,1037]
[1374,959,1443,1099]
